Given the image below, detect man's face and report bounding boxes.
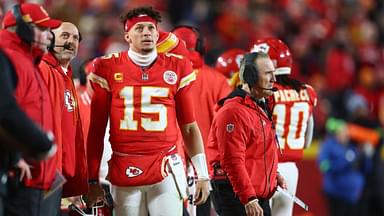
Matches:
[32,25,52,53]
[52,22,80,62]
[125,22,159,54]
[251,57,276,98]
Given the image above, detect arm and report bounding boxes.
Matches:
[175,64,209,204]
[180,122,205,158]
[84,66,111,207]
[304,115,314,149]
[0,49,55,160]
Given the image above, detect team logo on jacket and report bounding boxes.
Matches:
[126,166,143,177]
[226,123,235,133]
[163,70,177,85]
[64,90,76,112]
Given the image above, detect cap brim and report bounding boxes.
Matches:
[36,18,62,29]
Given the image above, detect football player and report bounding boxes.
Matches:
[84,7,209,216]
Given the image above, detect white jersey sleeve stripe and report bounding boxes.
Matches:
[177,70,196,91]
[88,72,110,91]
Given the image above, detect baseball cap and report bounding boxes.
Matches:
[2,3,61,29]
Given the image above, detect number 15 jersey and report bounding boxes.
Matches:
[88,52,196,155]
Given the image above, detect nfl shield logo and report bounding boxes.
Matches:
[226,123,235,133]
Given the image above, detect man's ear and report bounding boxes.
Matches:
[124,33,131,43]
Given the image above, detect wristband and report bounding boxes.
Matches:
[191,153,209,180]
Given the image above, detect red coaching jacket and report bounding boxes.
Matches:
[0,30,57,190]
[207,88,279,204]
[39,53,88,197]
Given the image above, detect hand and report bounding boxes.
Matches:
[194,179,210,205]
[277,172,287,190]
[245,198,263,216]
[16,159,32,181]
[83,184,105,208]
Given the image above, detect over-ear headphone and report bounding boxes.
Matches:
[240,52,260,87]
[172,25,205,55]
[12,4,34,45]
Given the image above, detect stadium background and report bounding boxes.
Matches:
[2,0,384,215]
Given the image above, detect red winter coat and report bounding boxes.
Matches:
[207,88,279,204]
[0,30,57,190]
[39,53,88,197]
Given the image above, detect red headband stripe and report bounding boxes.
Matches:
[124,15,157,32]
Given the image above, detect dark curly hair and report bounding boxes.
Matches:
[120,6,162,28]
[276,75,306,92]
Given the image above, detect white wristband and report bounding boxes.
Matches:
[191,153,209,180]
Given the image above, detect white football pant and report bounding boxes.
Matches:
[271,162,298,216]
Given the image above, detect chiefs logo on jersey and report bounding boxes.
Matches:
[163,70,178,85]
[126,166,143,178]
[64,90,76,112]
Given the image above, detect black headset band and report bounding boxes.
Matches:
[241,52,260,86]
[11,4,34,45]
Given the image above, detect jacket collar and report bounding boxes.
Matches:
[41,52,73,77]
[216,86,272,119]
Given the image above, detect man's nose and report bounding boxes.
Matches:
[271,73,276,82]
[142,27,152,35]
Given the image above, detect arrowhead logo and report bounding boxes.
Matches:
[126,166,143,178]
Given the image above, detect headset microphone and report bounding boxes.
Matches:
[55,44,72,50]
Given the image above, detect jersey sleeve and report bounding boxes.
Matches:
[215,108,256,203]
[306,84,318,107]
[175,57,196,125]
[87,57,111,181]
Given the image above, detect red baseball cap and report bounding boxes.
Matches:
[2,3,61,29]
[172,27,198,51]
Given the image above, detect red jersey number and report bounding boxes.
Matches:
[273,102,310,150]
[119,86,169,131]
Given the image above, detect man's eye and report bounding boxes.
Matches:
[61,34,69,39]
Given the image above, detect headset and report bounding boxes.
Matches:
[172,25,205,55]
[48,30,82,52]
[12,4,34,45]
[240,52,260,87]
[240,52,278,92]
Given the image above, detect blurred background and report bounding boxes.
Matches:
[1,0,384,215]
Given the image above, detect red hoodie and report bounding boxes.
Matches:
[207,88,279,204]
[0,30,56,190]
[39,52,88,197]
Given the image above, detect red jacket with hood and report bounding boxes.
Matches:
[0,30,56,190]
[207,88,279,204]
[39,52,88,197]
